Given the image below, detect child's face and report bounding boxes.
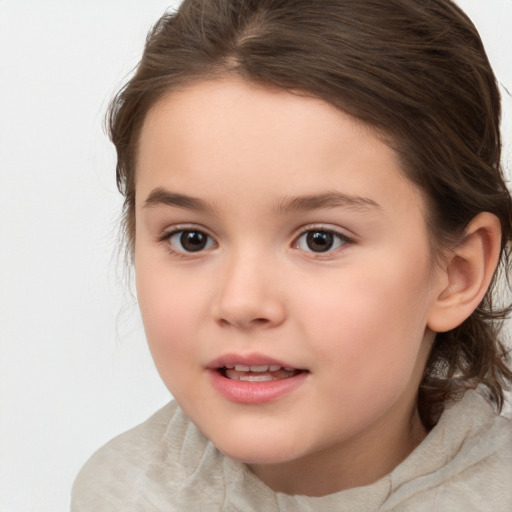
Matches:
[135,79,442,491]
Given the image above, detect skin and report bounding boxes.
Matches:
[134,78,450,496]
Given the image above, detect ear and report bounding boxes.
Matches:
[427,212,502,333]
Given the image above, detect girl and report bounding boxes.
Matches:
[72,0,512,509]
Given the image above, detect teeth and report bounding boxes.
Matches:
[224,367,300,381]
[232,364,290,372]
[238,374,273,382]
[249,365,269,372]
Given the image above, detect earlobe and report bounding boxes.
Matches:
[427,212,502,333]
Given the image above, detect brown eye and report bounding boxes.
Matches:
[296,230,348,253]
[306,231,333,252]
[169,230,215,253]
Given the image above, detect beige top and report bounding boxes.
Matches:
[71,390,512,511]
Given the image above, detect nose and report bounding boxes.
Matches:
[212,252,286,330]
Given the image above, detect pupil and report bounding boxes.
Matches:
[306,231,333,252]
[180,231,207,252]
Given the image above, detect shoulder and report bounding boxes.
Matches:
[384,390,512,511]
[74,400,180,476]
[70,400,276,511]
[71,400,203,511]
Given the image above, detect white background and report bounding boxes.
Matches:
[1,1,511,511]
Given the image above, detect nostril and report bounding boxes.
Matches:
[252,318,270,325]
[217,317,270,328]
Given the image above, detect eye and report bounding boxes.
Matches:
[167,229,216,253]
[295,229,349,253]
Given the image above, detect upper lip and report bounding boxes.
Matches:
[206,352,303,371]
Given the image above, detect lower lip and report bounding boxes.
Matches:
[209,370,308,404]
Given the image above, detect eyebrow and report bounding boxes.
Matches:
[274,192,381,214]
[143,188,381,215]
[143,188,216,214]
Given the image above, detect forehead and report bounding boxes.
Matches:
[136,78,425,220]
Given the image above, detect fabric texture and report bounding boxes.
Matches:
[71,390,512,511]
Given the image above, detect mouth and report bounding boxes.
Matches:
[207,354,308,403]
[219,364,304,382]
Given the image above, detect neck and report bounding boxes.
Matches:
[248,402,427,497]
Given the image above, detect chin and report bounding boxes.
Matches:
[209,431,302,465]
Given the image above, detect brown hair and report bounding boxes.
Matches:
[108,0,512,427]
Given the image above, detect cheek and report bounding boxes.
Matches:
[135,259,203,372]
[301,254,433,382]
[136,270,208,403]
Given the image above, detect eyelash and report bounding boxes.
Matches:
[158,226,216,257]
[294,226,353,255]
[158,225,354,257]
